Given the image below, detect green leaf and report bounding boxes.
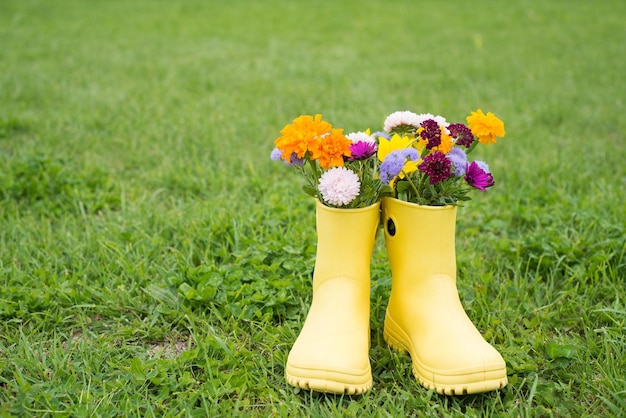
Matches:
[546,342,577,359]
[177,283,197,300]
[130,357,146,383]
[396,181,412,193]
[301,184,317,197]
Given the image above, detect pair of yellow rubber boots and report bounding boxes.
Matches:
[285,198,508,395]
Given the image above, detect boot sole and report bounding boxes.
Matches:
[384,313,508,395]
[285,364,372,395]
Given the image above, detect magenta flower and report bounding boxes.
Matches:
[418,151,451,184]
[465,161,495,190]
[348,140,377,161]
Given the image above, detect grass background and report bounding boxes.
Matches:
[1,0,624,416]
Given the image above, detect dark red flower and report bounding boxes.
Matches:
[418,151,451,184]
[419,119,442,149]
[448,123,475,148]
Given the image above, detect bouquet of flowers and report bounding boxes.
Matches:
[378,109,505,206]
[271,109,505,208]
[271,114,392,208]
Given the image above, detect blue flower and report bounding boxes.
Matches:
[288,153,305,167]
[270,148,304,167]
[446,147,468,176]
[380,149,419,183]
[372,131,390,140]
[401,148,419,161]
[270,148,283,161]
[474,160,490,173]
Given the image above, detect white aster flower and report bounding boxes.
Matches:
[384,111,451,135]
[318,167,361,206]
[346,131,376,145]
[415,113,451,134]
[383,111,423,132]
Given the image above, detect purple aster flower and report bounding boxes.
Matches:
[270,148,283,161]
[419,119,442,149]
[401,148,419,161]
[446,147,468,176]
[380,149,418,183]
[474,160,490,173]
[270,148,304,167]
[348,140,377,161]
[379,151,405,183]
[372,131,390,140]
[465,161,495,190]
[289,153,305,167]
[418,151,452,184]
[448,123,475,148]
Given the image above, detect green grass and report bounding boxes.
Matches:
[1,0,625,416]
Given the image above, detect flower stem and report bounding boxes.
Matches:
[402,170,420,200]
[466,139,479,155]
[309,159,322,200]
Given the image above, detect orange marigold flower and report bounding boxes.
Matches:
[466,109,505,144]
[308,128,352,169]
[274,114,332,162]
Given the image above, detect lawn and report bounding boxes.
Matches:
[1,0,624,416]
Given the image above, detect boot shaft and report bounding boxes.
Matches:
[313,200,380,290]
[382,197,457,279]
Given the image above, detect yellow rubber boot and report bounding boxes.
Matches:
[382,197,507,395]
[285,200,380,394]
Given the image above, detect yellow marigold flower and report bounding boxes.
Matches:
[466,109,505,144]
[308,128,352,169]
[274,114,332,162]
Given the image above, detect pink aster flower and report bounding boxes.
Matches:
[465,161,495,190]
[318,167,361,206]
